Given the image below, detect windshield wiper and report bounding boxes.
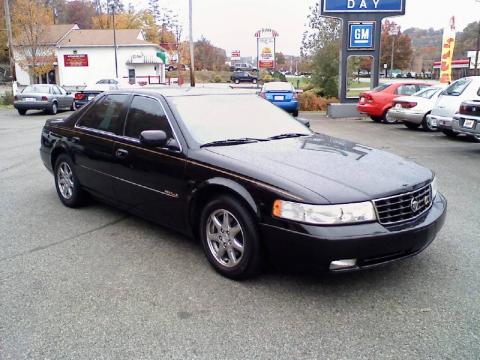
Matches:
[200,138,267,148]
[268,133,310,140]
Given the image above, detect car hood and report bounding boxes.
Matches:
[205,133,433,204]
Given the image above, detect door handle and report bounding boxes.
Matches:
[115,149,129,159]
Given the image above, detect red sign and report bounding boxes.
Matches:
[259,60,275,69]
[231,50,240,58]
[64,54,89,67]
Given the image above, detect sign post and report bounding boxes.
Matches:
[320,0,406,103]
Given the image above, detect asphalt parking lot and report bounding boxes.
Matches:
[1,108,479,359]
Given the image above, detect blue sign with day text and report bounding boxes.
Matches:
[349,23,374,49]
[323,0,404,13]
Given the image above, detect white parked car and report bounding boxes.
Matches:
[427,76,480,140]
[387,86,445,131]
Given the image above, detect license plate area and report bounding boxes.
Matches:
[274,95,285,101]
[25,97,36,102]
[463,119,475,129]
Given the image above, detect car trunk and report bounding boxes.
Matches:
[265,90,294,102]
[16,93,48,102]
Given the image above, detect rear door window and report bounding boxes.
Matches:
[77,94,129,134]
[396,85,417,95]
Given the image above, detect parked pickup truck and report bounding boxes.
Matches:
[452,100,480,140]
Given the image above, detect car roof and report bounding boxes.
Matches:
[109,87,257,98]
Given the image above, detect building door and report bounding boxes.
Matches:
[128,68,136,85]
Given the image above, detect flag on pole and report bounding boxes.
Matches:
[439,16,456,84]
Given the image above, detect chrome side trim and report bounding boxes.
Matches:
[78,164,179,199]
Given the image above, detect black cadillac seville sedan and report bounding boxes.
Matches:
[40,88,447,279]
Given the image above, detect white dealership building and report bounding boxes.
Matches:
[14,24,167,87]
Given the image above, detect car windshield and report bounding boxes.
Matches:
[168,94,311,145]
[22,85,50,94]
[263,82,294,92]
[443,78,471,96]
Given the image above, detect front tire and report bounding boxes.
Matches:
[383,109,397,124]
[234,79,240,84]
[442,130,458,138]
[252,79,257,84]
[421,114,436,132]
[54,154,85,208]
[200,196,262,280]
[17,109,26,115]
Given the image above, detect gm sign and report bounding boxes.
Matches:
[349,23,375,49]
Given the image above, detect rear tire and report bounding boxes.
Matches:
[442,130,458,138]
[200,196,262,280]
[17,109,26,115]
[292,109,299,117]
[404,122,420,130]
[70,102,75,111]
[370,116,382,122]
[49,102,58,115]
[471,134,480,143]
[234,79,240,84]
[54,154,85,208]
[252,79,257,84]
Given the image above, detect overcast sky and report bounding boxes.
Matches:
[133,0,480,57]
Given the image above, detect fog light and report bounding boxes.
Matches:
[329,259,358,271]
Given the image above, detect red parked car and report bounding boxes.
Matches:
[357,82,432,123]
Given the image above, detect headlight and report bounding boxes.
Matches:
[273,200,377,225]
[431,177,438,199]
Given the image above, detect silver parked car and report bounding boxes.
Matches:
[14,84,74,116]
[427,76,480,139]
[452,100,480,139]
[387,86,445,131]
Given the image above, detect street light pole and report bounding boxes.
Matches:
[389,26,399,79]
[188,0,195,87]
[111,3,119,79]
[475,18,480,76]
[4,0,15,81]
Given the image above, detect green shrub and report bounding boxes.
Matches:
[0,91,13,105]
[298,90,338,111]
[212,74,222,83]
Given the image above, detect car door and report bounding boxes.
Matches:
[110,95,188,229]
[71,93,130,199]
[57,86,72,108]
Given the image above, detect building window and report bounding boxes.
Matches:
[73,50,77,54]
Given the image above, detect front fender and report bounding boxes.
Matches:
[191,177,260,218]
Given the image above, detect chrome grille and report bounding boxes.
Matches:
[373,184,432,225]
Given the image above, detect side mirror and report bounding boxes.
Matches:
[296,117,311,128]
[140,130,168,147]
[66,91,71,95]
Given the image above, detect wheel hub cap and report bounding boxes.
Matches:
[57,162,74,199]
[206,209,244,268]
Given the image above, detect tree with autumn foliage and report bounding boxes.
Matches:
[12,0,55,83]
[380,20,413,71]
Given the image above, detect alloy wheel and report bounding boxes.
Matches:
[206,209,244,268]
[57,162,74,199]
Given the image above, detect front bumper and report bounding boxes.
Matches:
[14,101,50,111]
[260,193,447,272]
[387,108,425,124]
[452,115,480,136]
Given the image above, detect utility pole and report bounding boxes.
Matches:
[475,19,480,76]
[188,0,195,87]
[4,0,15,81]
[111,2,119,79]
